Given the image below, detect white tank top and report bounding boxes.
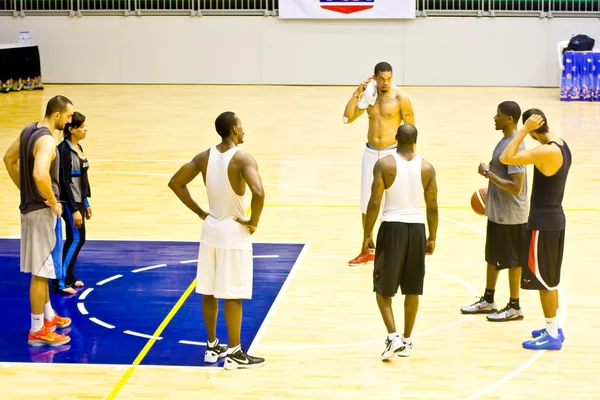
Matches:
[381,153,425,224]
[199,146,251,250]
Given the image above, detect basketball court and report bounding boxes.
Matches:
[1,84,599,398]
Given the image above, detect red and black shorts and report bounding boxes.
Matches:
[521,229,565,291]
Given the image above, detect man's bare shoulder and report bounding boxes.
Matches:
[232,148,258,167]
[393,87,410,101]
[421,157,435,174]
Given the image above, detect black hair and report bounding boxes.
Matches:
[374,62,393,76]
[63,112,86,139]
[215,111,238,138]
[396,124,418,145]
[522,108,549,134]
[498,101,521,124]
[44,95,73,118]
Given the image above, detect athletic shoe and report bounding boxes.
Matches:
[460,297,497,314]
[532,327,565,342]
[28,326,71,347]
[522,331,562,351]
[397,337,413,357]
[486,304,524,322]
[204,339,228,363]
[348,251,374,266]
[44,314,71,331]
[224,346,265,370]
[381,336,402,360]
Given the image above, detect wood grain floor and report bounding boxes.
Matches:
[1,85,599,399]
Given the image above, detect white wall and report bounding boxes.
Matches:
[1,15,598,86]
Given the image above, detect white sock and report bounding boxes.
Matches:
[44,302,55,321]
[402,335,411,344]
[546,317,559,338]
[387,332,398,341]
[207,338,217,347]
[31,313,44,333]
[228,344,241,354]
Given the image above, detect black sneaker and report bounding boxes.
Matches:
[223,346,265,370]
[204,339,228,363]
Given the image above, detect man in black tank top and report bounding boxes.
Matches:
[500,108,571,351]
[3,95,75,346]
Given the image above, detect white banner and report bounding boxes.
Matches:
[279,0,415,19]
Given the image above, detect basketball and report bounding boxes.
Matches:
[471,188,487,216]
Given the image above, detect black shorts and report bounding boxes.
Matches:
[373,222,426,297]
[485,220,527,270]
[521,229,565,291]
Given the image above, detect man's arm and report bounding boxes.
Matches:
[422,160,438,255]
[3,136,20,189]
[363,160,385,252]
[168,152,208,219]
[343,78,370,124]
[33,135,62,215]
[478,162,524,196]
[237,153,265,233]
[399,94,415,125]
[499,114,552,167]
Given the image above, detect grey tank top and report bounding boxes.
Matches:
[19,123,60,214]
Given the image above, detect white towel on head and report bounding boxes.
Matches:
[358,80,399,109]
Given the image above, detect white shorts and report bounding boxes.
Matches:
[360,144,397,213]
[196,243,253,300]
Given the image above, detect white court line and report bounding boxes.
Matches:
[124,330,163,340]
[258,266,475,350]
[263,183,358,200]
[179,340,207,346]
[79,288,94,300]
[87,158,600,168]
[89,317,115,329]
[132,264,168,273]
[465,351,546,400]
[180,255,279,264]
[96,274,123,286]
[0,361,221,371]
[248,243,311,355]
[77,303,89,315]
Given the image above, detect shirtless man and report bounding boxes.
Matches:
[344,62,415,266]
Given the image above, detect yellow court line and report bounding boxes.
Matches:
[106,278,197,400]
[263,204,600,212]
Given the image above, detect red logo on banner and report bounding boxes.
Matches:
[320,0,374,14]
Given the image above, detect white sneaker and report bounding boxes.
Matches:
[204,339,228,363]
[460,297,497,314]
[397,337,413,357]
[486,304,524,322]
[381,335,402,360]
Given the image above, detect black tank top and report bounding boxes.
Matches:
[19,123,60,214]
[528,140,571,231]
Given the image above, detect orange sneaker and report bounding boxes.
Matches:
[28,326,71,347]
[348,251,375,266]
[44,314,72,331]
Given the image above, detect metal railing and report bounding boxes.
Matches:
[0,0,18,16]
[2,0,597,17]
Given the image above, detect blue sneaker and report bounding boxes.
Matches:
[522,331,562,350]
[532,327,565,342]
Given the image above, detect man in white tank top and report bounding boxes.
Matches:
[363,124,438,360]
[169,112,266,370]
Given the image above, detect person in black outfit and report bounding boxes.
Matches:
[53,112,92,294]
[500,109,572,351]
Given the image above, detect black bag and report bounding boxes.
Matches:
[563,34,595,53]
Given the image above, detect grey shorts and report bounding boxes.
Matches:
[20,207,61,279]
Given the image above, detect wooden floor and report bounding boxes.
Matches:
[1,85,599,399]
